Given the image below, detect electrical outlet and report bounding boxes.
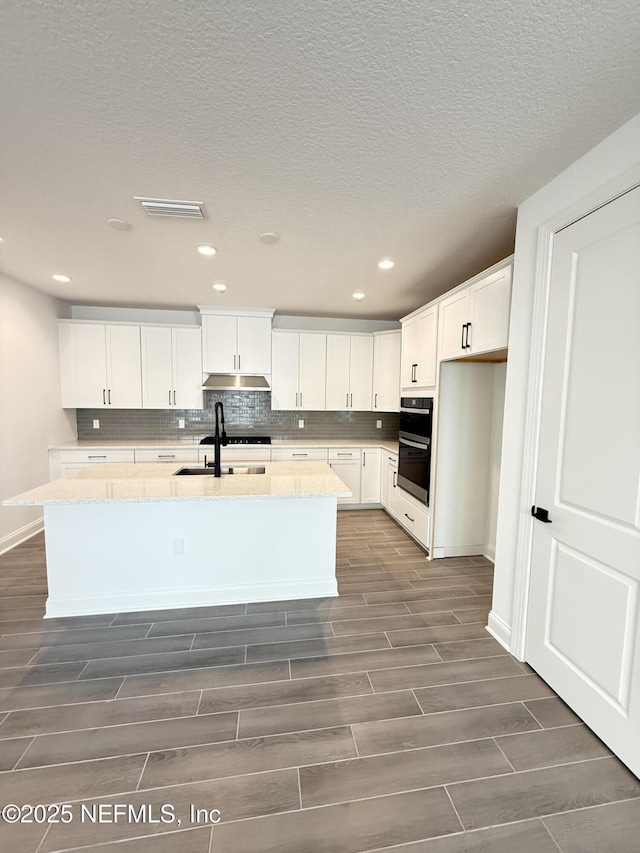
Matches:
[376,419,382,429]
[298,419,305,429]
[92,419,100,429]
[178,418,185,429]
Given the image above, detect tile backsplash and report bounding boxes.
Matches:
[76,392,400,441]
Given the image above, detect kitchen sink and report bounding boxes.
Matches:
[174,466,266,476]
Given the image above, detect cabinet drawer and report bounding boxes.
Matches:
[135,448,199,463]
[198,447,271,463]
[328,448,362,462]
[396,489,430,549]
[271,447,328,461]
[58,450,135,464]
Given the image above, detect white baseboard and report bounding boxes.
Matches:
[484,543,496,561]
[45,579,339,619]
[0,517,44,555]
[431,544,485,559]
[486,610,513,653]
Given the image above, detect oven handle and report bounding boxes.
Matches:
[399,437,430,450]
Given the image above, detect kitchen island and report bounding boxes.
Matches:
[3,462,350,618]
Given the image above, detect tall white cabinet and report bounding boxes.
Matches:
[141,326,203,409]
[271,332,327,411]
[372,331,401,412]
[59,322,142,409]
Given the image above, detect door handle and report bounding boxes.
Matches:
[346,393,349,407]
[169,390,172,406]
[465,322,472,350]
[461,323,466,350]
[173,390,176,405]
[102,389,106,405]
[374,393,378,408]
[531,505,552,523]
[393,472,397,487]
[234,354,236,370]
[363,452,366,467]
[295,392,298,407]
[350,393,353,407]
[411,364,417,383]
[300,392,303,407]
[238,354,241,370]
[108,389,111,405]
[404,513,415,523]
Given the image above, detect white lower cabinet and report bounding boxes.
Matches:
[361,448,382,504]
[381,453,398,516]
[328,449,361,505]
[53,449,136,479]
[395,488,430,549]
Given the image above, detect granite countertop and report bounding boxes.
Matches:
[48,438,400,453]
[3,462,352,506]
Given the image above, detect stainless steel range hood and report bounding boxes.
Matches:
[201,374,271,391]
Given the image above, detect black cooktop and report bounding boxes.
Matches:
[199,435,271,445]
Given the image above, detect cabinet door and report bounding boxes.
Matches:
[299,333,326,410]
[438,290,469,361]
[237,316,272,374]
[106,325,142,408]
[401,317,419,388]
[271,332,300,410]
[325,334,351,410]
[349,335,374,411]
[329,459,361,504]
[416,308,438,386]
[141,327,173,408]
[361,448,382,503]
[388,459,398,517]
[468,265,512,354]
[202,315,237,373]
[373,332,401,412]
[60,323,107,408]
[173,327,203,409]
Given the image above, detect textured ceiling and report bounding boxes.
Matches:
[1,0,639,319]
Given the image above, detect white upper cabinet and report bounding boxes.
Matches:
[372,330,401,411]
[438,264,512,361]
[271,331,326,410]
[59,322,142,409]
[200,309,273,374]
[326,334,373,411]
[141,326,203,409]
[401,306,438,392]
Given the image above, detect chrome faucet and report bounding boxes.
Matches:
[212,401,227,477]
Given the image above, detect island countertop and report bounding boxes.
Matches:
[3,461,352,506]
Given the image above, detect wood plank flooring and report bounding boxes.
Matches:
[0,510,638,852]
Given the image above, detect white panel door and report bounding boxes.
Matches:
[438,290,469,361]
[237,316,272,374]
[469,266,512,354]
[202,315,237,373]
[67,324,108,408]
[141,326,173,408]
[271,332,299,410]
[415,307,438,386]
[373,331,401,412]
[173,327,203,409]
[401,317,419,388]
[299,333,326,410]
[325,334,351,410]
[387,459,398,517]
[526,187,640,776]
[349,335,374,411]
[361,448,382,503]
[105,325,142,408]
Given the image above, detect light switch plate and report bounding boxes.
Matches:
[178,418,185,429]
[298,419,304,429]
[376,420,382,428]
[92,419,100,429]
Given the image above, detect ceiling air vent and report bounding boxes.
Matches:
[134,197,205,218]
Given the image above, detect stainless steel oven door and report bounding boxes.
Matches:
[397,436,431,505]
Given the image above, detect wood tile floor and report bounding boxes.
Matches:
[0,510,639,852]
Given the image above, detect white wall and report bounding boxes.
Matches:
[485,363,507,560]
[0,275,76,551]
[491,111,640,655]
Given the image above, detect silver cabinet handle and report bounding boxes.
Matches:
[233,354,237,370]
[102,389,106,405]
[173,390,176,405]
[108,389,111,405]
[374,393,378,408]
[158,454,175,459]
[404,513,415,523]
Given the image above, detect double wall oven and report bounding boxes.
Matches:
[397,397,433,506]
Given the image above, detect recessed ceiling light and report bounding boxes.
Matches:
[378,258,395,270]
[352,291,366,301]
[197,244,217,256]
[107,218,131,231]
[259,232,280,244]
[52,274,71,283]
[212,282,227,292]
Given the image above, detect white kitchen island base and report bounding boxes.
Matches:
[43,495,339,617]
